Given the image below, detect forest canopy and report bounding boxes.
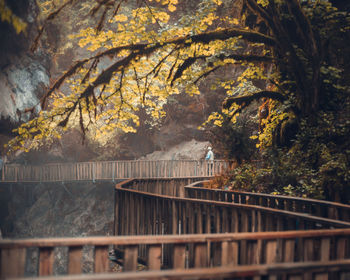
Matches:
[4,0,350,201]
[7,0,277,150]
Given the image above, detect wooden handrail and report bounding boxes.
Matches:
[184,181,350,222]
[2,230,350,278]
[116,177,210,198]
[9,260,350,280]
[1,228,350,248]
[186,180,350,209]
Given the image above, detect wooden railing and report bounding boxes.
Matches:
[117,177,209,198]
[184,181,350,222]
[115,181,350,239]
[1,160,229,182]
[1,229,350,278]
[9,261,350,280]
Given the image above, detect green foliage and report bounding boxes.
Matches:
[224,97,350,201]
[203,0,350,201]
[210,118,257,162]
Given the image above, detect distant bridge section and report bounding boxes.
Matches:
[1,160,229,182]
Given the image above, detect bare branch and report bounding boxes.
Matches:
[194,66,220,84]
[41,58,89,109]
[171,56,207,85]
[31,0,76,51]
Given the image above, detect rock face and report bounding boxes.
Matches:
[0,0,49,122]
[141,139,212,161]
[0,181,116,238]
[0,55,50,121]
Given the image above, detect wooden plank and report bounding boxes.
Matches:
[95,245,109,273]
[265,215,274,231]
[212,242,221,267]
[240,240,247,265]
[173,244,186,269]
[130,193,135,235]
[304,239,314,261]
[246,241,257,265]
[251,210,256,232]
[265,240,277,264]
[221,207,230,232]
[255,240,262,264]
[68,246,83,274]
[148,245,162,270]
[241,211,249,232]
[188,202,194,234]
[1,248,26,278]
[336,237,347,259]
[221,241,238,266]
[215,207,221,233]
[257,211,262,232]
[288,276,303,280]
[114,191,120,235]
[194,243,207,268]
[123,245,138,271]
[341,272,350,280]
[284,239,295,262]
[2,229,350,249]
[197,204,203,234]
[171,200,179,234]
[315,273,329,280]
[320,238,331,261]
[16,259,350,279]
[39,247,54,276]
[205,205,211,234]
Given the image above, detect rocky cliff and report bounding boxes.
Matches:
[0,181,116,238]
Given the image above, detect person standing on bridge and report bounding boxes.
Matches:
[205,147,214,175]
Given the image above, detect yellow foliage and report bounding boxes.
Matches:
[0,0,27,34]
[8,0,272,153]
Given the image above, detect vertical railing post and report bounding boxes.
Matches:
[1,164,4,181]
[15,165,18,182]
[112,162,115,182]
[92,162,96,183]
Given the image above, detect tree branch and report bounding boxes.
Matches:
[223,90,286,109]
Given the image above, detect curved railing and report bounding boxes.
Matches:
[115,179,350,239]
[1,160,229,182]
[1,229,350,278]
[115,178,350,223]
[184,181,350,222]
[1,177,350,279]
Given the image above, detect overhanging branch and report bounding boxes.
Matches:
[223,90,286,109]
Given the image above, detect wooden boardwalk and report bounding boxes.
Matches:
[1,177,350,279]
[1,229,350,278]
[1,160,229,182]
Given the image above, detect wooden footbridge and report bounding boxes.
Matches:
[1,160,228,182]
[1,161,350,279]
